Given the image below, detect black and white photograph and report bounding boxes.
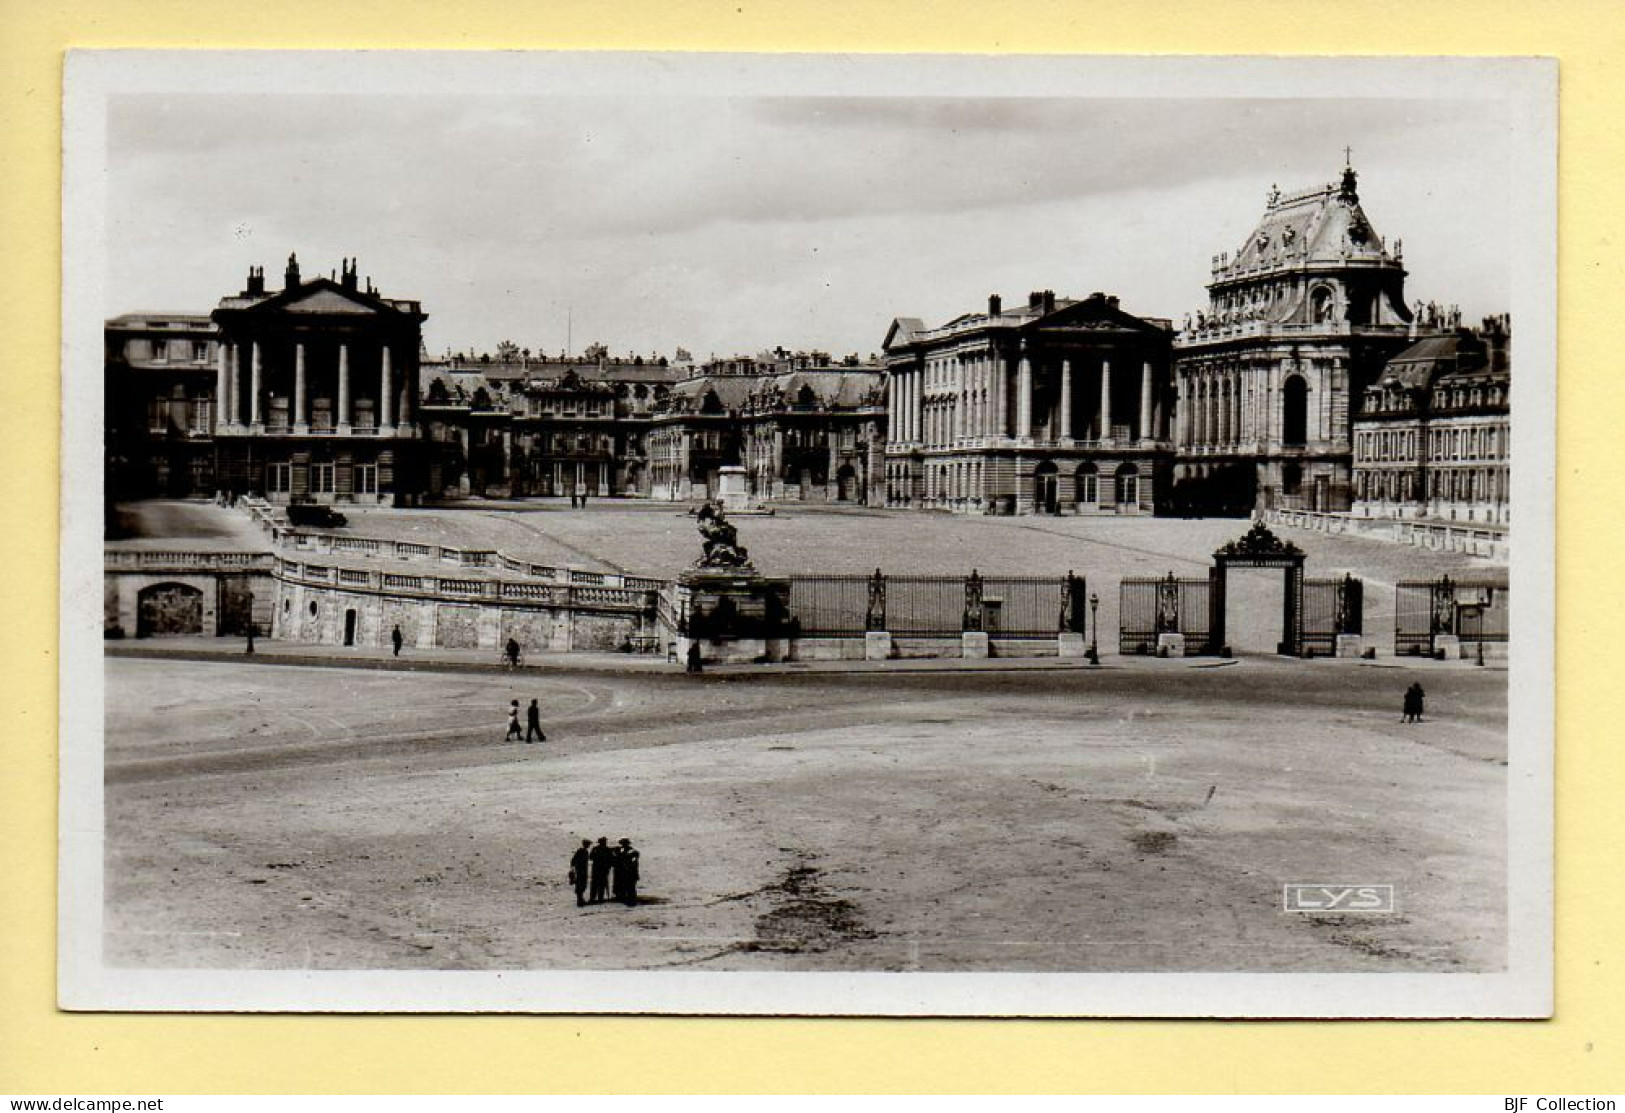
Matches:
[60,51,1555,1017]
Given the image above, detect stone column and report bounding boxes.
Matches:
[1139,360,1154,445]
[337,343,352,434]
[293,342,309,434]
[1017,350,1033,442]
[249,340,263,431]
[991,349,1006,438]
[399,357,414,428]
[379,344,395,433]
[214,343,229,432]
[949,357,962,441]
[1098,358,1113,444]
[1059,358,1073,441]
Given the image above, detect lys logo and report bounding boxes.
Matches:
[1282,883,1396,913]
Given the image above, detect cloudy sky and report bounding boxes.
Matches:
[105,90,1512,359]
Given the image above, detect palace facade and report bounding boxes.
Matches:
[881,290,1175,515]
[1171,166,1432,514]
[210,255,427,505]
[417,354,681,498]
[104,313,222,501]
[646,362,885,503]
[1351,315,1511,527]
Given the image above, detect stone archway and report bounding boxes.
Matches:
[136,581,205,637]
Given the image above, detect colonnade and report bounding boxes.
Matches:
[1177,364,1274,453]
[887,348,1163,449]
[215,338,411,435]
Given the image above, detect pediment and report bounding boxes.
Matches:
[1027,296,1162,336]
[280,288,378,315]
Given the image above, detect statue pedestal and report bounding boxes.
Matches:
[961,631,989,659]
[864,631,892,661]
[1433,634,1460,660]
[1157,632,1186,657]
[676,567,791,665]
[1057,631,1087,658]
[716,465,758,515]
[1335,634,1365,659]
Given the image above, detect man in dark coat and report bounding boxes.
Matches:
[587,836,614,904]
[391,625,404,657]
[1403,681,1426,723]
[525,698,546,743]
[614,838,640,905]
[569,839,591,907]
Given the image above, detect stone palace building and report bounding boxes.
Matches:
[107,164,1506,526]
[881,290,1174,515]
[1351,314,1511,527]
[1170,165,1432,514]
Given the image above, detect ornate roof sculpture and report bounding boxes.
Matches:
[1214,521,1304,560]
[1183,163,1413,340]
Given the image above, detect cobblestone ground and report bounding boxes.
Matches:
[103,654,1507,974]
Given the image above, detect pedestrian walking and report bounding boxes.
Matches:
[569,839,591,907]
[588,836,614,904]
[613,838,640,906]
[391,625,403,658]
[505,637,522,668]
[505,699,523,741]
[525,698,546,743]
[245,620,256,655]
[686,641,702,674]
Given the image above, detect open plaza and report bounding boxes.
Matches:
[103,500,1508,974]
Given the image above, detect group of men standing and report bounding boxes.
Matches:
[569,837,640,906]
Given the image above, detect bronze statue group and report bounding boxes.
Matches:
[569,836,641,907]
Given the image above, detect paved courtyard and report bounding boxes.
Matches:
[104,653,1507,974]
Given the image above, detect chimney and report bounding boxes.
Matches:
[341,257,358,292]
[1028,291,1043,310]
[284,252,301,291]
[1043,290,1057,315]
[245,265,265,296]
[988,294,1002,317]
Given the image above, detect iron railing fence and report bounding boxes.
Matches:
[1394,575,1509,656]
[785,571,1087,639]
[1119,575,1210,655]
[1301,575,1364,657]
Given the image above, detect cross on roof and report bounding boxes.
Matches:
[1344,145,1353,166]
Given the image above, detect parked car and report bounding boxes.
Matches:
[286,502,348,529]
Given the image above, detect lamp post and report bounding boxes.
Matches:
[1087,591,1100,665]
[245,591,256,655]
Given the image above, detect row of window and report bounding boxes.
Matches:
[130,339,213,364]
[265,462,378,495]
[1355,466,1509,504]
[1357,423,1508,463]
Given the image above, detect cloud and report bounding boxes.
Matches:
[104,91,1511,356]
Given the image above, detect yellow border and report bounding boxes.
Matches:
[4,0,1620,1094]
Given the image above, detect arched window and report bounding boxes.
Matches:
[1310,286,1335,323]
[1077,462,1098,505]
[1115,462,1139,508]
[1281,375,1308,447]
